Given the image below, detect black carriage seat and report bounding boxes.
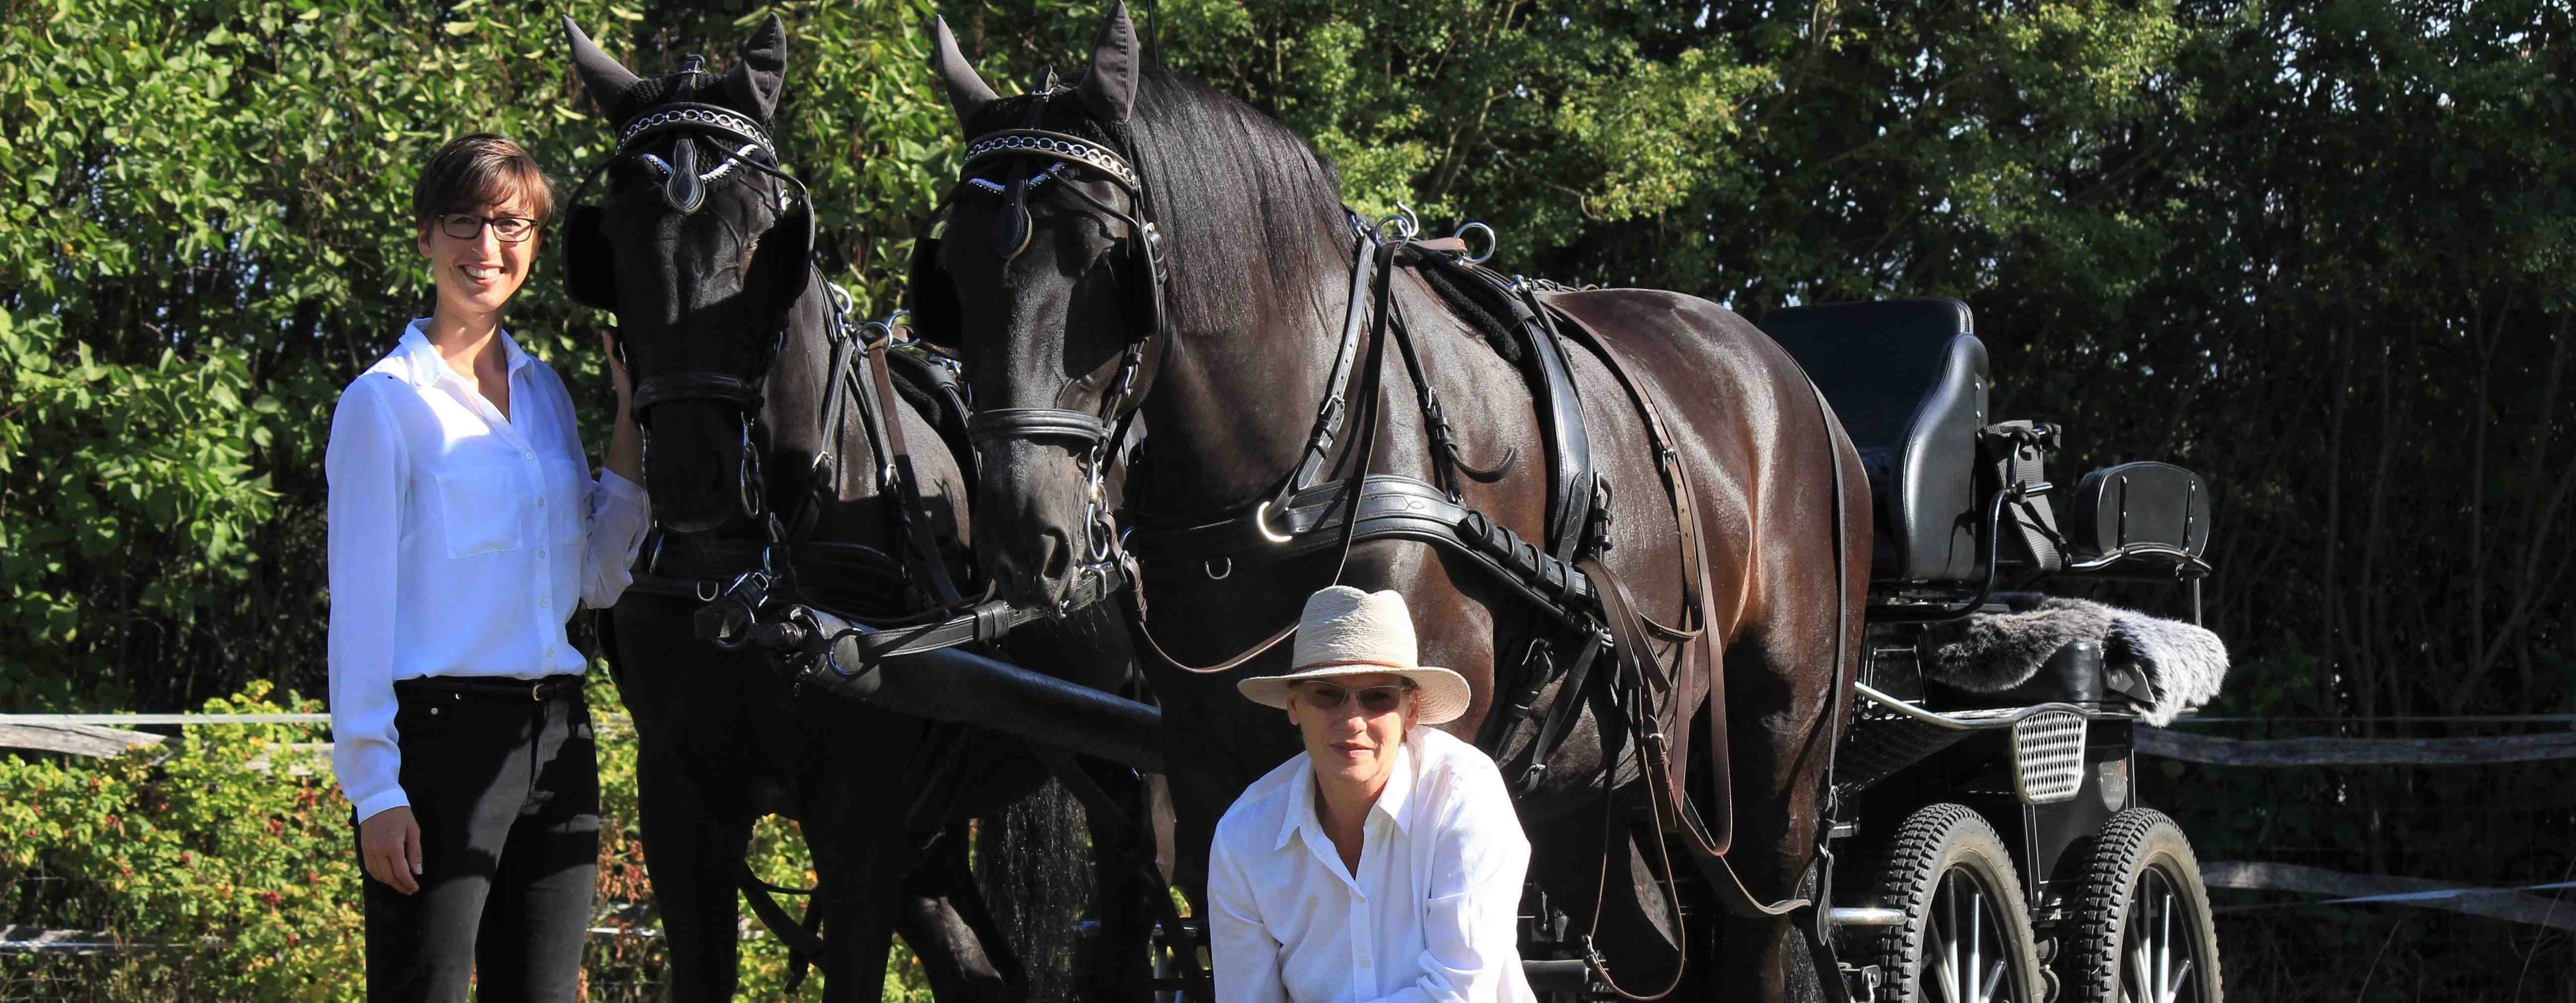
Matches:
[2061,461,2211,571]
[1759,299,1989,586]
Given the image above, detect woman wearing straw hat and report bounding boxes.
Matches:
[1206,586,1537,1003]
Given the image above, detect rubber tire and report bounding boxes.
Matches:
[1865,803,2046,1003]
[2059,809,2223,1003]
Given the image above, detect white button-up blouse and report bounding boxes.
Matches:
[1208,726,1537,1003]
[325,320,650,824]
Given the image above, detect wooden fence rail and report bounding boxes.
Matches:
[2203,862,2576,930]
[2138,727,2576,766]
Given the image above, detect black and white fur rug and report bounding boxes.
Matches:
[1919,593,2229,726]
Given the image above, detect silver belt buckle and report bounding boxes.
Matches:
[531,681,544,702]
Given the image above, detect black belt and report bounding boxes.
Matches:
[395,674,586,702]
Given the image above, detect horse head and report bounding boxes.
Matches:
[918,2,1348,607]
[562,15,813,534]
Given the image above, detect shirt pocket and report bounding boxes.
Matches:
[542,456,587,546]
[433,459,525,559]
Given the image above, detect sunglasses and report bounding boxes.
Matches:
[1297,680,1416,715]
[437,213,539,244]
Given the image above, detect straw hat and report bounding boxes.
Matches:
[1236,586,1473,725]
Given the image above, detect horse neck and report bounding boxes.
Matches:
[1137,231,1365,510]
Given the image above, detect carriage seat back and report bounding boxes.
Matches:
[1759,299,1989,585]
[2063,461,2210,569]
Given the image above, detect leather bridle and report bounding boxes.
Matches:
[930,94,1170,561]
[571,95,817,523]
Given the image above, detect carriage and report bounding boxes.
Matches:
[560,12,2228,1003]
[1762,299,2225,1003]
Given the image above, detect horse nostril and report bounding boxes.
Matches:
[1038,528,1074,583]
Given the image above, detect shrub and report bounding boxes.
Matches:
[0,680,933,1002]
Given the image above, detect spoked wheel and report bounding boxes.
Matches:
[2062,809,2223,1003]
[1866,803,2045,1003]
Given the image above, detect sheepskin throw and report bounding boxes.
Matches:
[1920,594,2229,726]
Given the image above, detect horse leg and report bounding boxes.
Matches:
[1075,766,1157,1002]
[1707,639,1840,1003]
[896,825,1020,1002]
[801,783,929,1003]
[636,742,755,1003]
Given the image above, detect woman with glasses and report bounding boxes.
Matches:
[1209,586,1538,1003]
[325,132,647,1001]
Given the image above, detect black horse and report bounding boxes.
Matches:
[914,6,1867,1001]
[561,17,1149,1002]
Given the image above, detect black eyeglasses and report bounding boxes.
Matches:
[1297,680,1416,716]
[437,213,539,244]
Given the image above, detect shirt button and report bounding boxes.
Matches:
[536,549,548,559]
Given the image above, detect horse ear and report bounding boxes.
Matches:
[726,14,789,123]
[929,16,997,128]
[563,16,642,115]
[1076,0,1140,125]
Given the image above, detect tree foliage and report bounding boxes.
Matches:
[4,0,2571,997]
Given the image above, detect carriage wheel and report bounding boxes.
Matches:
[2060,809,2223,1003]
[1865,803,2046,1003]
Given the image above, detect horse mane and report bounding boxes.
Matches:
[1125,69,1352,339]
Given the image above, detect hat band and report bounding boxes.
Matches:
[1286,657,1416,674]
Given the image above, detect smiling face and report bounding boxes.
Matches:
[1285,672,1420,797]
[417,193,542,324]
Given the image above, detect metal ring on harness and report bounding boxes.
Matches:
[1379,203,1421,241]
[1204,556,1232,580]
[1254,500,1295,544]
[1453,221,1496,264]
[1085,501,1116,563]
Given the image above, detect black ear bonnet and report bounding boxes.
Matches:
[559,16,810,319]
[907,100,1163,351]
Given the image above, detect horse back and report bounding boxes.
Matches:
[1537,286,1855,637]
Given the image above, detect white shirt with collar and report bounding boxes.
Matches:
[325,319,651,824]
[1208,725,1537,1003]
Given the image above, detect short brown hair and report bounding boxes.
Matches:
[413,133,554,224]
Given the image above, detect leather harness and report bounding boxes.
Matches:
[936,106,1859,995]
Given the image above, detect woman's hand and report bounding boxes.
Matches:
[359,806,424,895]
[600,328,645,485]
[598,329,632,406]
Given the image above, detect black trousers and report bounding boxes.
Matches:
[359,677,599,1003]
